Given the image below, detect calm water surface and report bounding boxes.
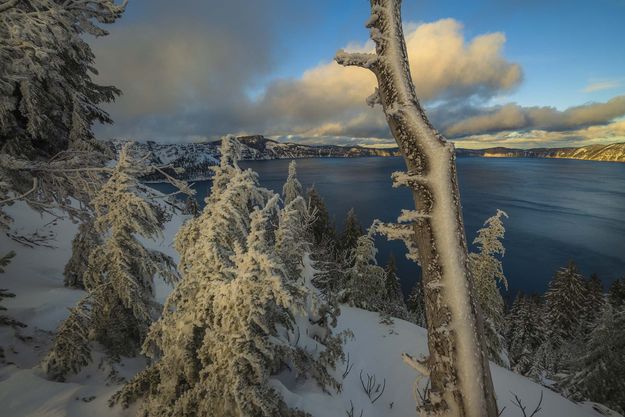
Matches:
[165,157,625,297]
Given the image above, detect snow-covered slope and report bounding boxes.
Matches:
[0,204,618,417]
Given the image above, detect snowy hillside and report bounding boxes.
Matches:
[0,203,617,417]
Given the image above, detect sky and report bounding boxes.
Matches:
[91,0,625,149]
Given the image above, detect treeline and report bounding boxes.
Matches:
[506,263,625,413]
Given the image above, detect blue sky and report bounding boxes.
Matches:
[92,0,625,148]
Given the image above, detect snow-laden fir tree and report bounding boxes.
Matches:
[306,186,335,248]
[112,137,344,417]
[582,273,605,335]
[63,217,100,288]
[42,144,179,380]
[506,293,544,376]
[276,163,311,280]
[407,280,427,327]
[0,0,125,158]
[338,208,364,258]
[1,0,125,232]
[383,253,409,320]
[1,251,26,338]
[339,228,387,311]
[540,261,587,374]
[469,209,509,366]
[283,160,304,206]
[560,303,625,414]
[608,278,625,309]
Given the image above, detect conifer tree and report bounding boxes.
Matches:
[469,210,509,365]
[338,208,363,257]
[1,251,26,337]
[407,280,427,327]
[42,144,179,380]
[0,0,126,158]
[282,160,304,206]
[306,186,335,248]
[382,253,409,320]
[541,261,587,373]
[112,138,343,417]
[583,273,605,334]
[64,218,100,288]
[506,293,544,376]
[339,229,387,311]
[608,278,625,309]
[561,304,625,414]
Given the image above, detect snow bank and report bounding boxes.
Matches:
[0,206,614,417]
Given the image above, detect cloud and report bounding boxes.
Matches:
[582,79,623,93]
[93,17,522,142]
[451,119,625,149]
[444,96,625,137]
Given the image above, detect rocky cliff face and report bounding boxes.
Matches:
[106,137,625,181]
[457,143,625,162]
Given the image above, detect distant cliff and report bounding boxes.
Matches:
[105,137,625,181]
[106,135,400,181]
[457,142,625,162]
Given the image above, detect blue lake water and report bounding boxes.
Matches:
[157,157,625,298]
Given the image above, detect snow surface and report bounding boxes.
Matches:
[0,204,617,417]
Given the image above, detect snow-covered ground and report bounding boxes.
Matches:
[0,203,618,417]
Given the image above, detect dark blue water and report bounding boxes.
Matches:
[157,157,625,297]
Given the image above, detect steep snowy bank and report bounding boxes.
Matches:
[0,205,617,417]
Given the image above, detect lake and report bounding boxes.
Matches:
[156,157,625,298]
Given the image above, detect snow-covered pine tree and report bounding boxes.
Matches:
[1,0,125,230]
[541,261,587,374]
[560,303,625,414]
[339,228,387,311]
[277,160,315,280]
[506,293,544,376]
[283,160,304,206]
[63,217,100,288]
[41,298,92,381]
[0,251,25,330]
[583,273,605,335]
[112,138,343,417]
[0,0,125,158]
[608,278,625,309]
[306,186,336,248]
[469,209,509,365]
[383,253,409,320]
[338,208,364,258]
[42,144,180,380]
[407,280,427,327]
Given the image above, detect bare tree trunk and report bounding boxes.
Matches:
[335,1,498,417]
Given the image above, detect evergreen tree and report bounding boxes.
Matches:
[382,253,409,320]
[339,229,387,311]
[1,251,26,361]
[608,278,625,309]
[583,273,605,334]
[0,0,126,158]
[541,261,587,374]
[506,293,544,376]
[112,138,343,417]
[42,144,179,380]
[560,304,625,414]
[282,160,304,206]
[306,186,335,248]
[407,280,427,327]
[275,195,310,281]
[468,209,508,366]
[338,208,363,257]
[63,217,100,288]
